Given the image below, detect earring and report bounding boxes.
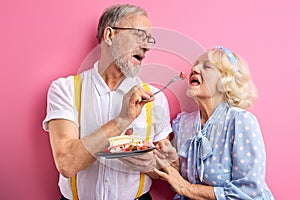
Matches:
[217,79,224,92]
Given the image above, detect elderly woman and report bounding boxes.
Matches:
[154,46,274,199]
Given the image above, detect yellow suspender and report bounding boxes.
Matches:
[135,83,153,198]
[71,74,81,200]
[72,76,152,200]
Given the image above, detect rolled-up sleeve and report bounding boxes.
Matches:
[42,76,78,131]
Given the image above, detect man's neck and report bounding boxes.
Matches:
[98,61,124,91]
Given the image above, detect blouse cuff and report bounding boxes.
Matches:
[214,186,226,200]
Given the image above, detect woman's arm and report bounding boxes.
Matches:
[154,166,216,200]
[214,111,269,199]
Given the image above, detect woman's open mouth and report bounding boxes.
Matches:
[190,76,200,86]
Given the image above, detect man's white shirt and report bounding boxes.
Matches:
[43,62,172,200]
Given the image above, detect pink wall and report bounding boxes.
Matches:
[1,0,298,199]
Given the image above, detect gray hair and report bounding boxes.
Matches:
[96,4,148,43]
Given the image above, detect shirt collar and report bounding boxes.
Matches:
[92,61,143,96]
[118,76,143,93]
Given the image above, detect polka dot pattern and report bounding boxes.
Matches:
[172,102,274,199]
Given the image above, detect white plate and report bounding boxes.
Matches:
[96,146,156,159]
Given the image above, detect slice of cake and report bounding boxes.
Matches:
[107,135,151,153]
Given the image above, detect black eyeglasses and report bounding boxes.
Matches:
[110,27,156,48]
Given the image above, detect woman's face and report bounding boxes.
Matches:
[186,53,223,101]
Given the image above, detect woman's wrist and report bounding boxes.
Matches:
[178,179,192,196]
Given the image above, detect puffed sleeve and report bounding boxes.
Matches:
[171,112,186,149]
[42,76,78,131]
[214,111,268,199]
[171,112,186,135]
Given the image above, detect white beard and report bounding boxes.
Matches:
[115,56,141,78]
[112,45,141,78]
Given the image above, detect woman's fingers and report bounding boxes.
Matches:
[153,149,167,159]
[156,139,171,150]
[154,168,168,181]
[155,154,172,169]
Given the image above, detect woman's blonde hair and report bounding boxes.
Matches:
[207,48,258,108]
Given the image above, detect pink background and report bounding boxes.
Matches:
[1,0,298,199]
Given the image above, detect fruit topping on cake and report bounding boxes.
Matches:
[105,135,152,153]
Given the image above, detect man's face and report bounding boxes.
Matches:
[111,15,152,78]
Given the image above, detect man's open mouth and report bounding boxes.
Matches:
[133,54,144,62]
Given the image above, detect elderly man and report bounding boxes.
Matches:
[43,4,172,200]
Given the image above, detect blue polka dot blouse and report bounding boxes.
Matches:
[172,102,274,199]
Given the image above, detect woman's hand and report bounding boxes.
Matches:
[154,163,216,200]
[154,165,190,196]
[154,139,178,169]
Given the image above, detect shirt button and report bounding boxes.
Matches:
[105,178,109,182]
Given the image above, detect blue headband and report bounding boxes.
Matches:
[215,46,238,72]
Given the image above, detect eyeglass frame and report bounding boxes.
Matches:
[110,27,156,47]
